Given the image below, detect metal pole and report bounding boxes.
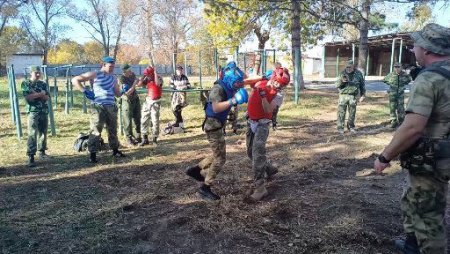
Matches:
[336,48,340,77]
[352,43,355,64]
[261,50,267,75]
[198,50,202,88]
[272,50,276,64]
[53,67,58,109]
[399,39,403,65]
[65,67,70,114]
[214,48,219,80]
[7,66,16,124]
[43,66,56,136]
[184,53,188,75]
[11,65,23,139]
[294,48,301,104]
[82,81,87,113]
[234,46,239,62]
[69,68,74,109]
[366,48,370,76]
[390,38,397,73]
[172,52,176,74]
[243,53,247,75]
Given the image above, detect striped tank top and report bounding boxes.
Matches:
[93,71,116,105]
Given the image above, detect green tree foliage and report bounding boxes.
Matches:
[401,3,435,32]
[0,26,30,66]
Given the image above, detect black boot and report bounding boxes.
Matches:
[186,165,205,182]
[135,134,142,144]
[126,136,135,146]
[139,135,149,146]
[152,137,158,144]
[28,155,36,167]
[395,233,420,254]
[112,149,126,158]
[198,184,220,200]
[89,152,98,163]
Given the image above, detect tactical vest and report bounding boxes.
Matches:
[204,82,234,124]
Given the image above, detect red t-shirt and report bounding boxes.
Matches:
[248,80,277,120]
[146,80,162,100]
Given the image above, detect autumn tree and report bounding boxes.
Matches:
[0,26,30,68]
[0,0,26,37]
[20,0,71,64]
[70,0,137,59]
[82,41,104,63]
[401,3,435,32]
[47,39,84,64]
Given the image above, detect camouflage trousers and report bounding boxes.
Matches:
[225,106,239,132]
[26,112,48,156]
[337,94,357,130]
[389,93,405,126]
[121,95,141,138]
[198,128,226,186]
[246,121,277,182]
[401,172,448,254]
[141,97,160,138]
[88,104,119,153]
[272,105,280,127]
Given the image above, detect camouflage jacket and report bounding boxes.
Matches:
[383,71,412,95]
[119,73,138,99]
[21,79,49,113]
[335,69,366,96]
[406,60,450,138]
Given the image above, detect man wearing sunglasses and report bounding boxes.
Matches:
[383,62,412,129]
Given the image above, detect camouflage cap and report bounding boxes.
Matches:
[122,63,131,70]
[29,65,41,72]
[411,23,450,56]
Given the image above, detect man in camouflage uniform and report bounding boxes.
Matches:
[21,65,50,167]
[119,64,141,146]
[383,62,412,128]
[185,63,247,200]
[374,23,450,254]
[336,60,366,134]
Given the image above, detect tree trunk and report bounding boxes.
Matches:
[253,26,270,75]
[146,0,155,66]
[291,0,305,89]
[358,0,370,76]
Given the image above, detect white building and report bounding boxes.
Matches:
[7,53,44,76]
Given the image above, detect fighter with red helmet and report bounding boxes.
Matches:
[245,66,290,202]
[138,66,163,145]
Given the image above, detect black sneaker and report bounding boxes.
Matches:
[186,165,205,182]
[89,152,98,163]
[28,155,36,168]
[112,149,126,158]
[394,233,420,254]
[198,184,220,200]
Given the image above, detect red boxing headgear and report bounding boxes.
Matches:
[143,66,155,80]
[272,67,290,86]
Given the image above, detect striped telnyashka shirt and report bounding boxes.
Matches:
[93,71,117,105]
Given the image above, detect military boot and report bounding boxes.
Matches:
[89,152,98,163]
[112,149,126,158]
[139,135,149,146]
[152,137,158,145]
[126,136,135,147]
[135,134,142,144]
[247,180,268,203]
[265,165,278,180]
[395,233,420,254]
[186,165,205,182]
[28,155,36,168]
[198,184,220,200]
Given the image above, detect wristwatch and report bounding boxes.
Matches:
[378,154,391,163]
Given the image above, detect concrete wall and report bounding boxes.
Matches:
[7,55,43,75]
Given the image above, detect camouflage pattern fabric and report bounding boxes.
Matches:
[335,69,366,96]
[26,112,48,156]
[88,104,119,153]
[384,71,412,126]
[226,105,239,132]
[121,95,141,138]
[141,97,160,138]
[337,94,357,131]
[246,122,277,181]
[21,79,49,113]
[198,128,226,186]
[401,59,450,253]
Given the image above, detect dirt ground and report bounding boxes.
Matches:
[1,89,448,254]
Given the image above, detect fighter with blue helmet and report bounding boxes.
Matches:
[185,62,248,200]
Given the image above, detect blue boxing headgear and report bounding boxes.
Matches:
[222,64,244,91]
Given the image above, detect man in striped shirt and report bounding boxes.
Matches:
[72,56,125,163]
